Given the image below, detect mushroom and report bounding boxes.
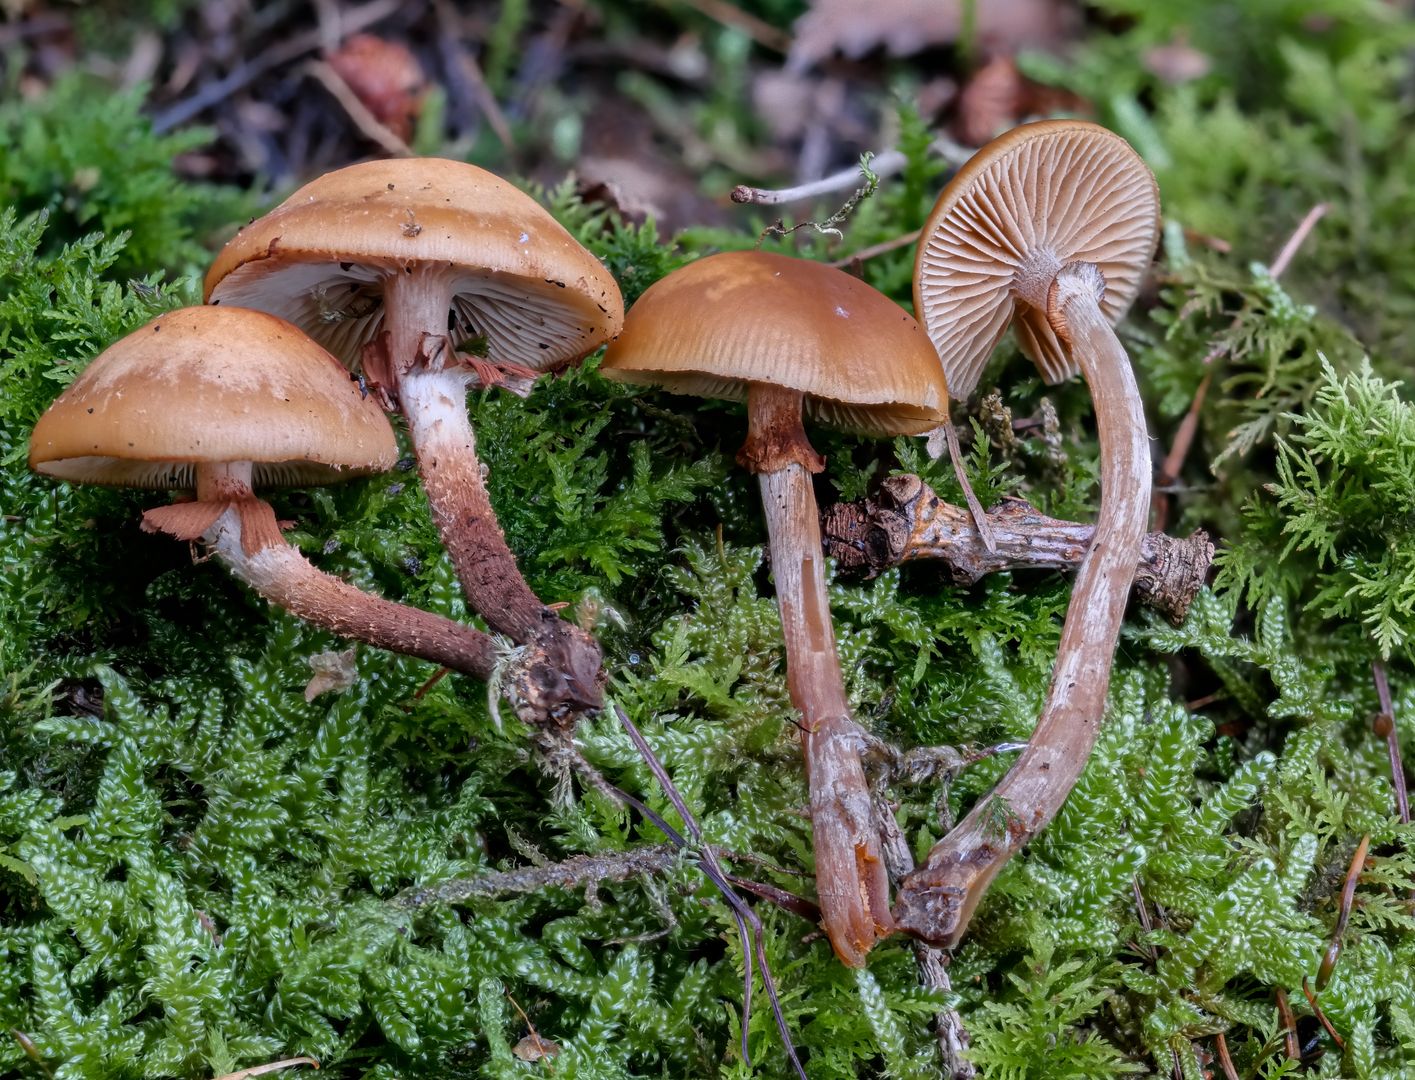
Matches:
[895,120,1160,945]
[204,158,625,716]
[28,307,522,699]
[600,250,949,966]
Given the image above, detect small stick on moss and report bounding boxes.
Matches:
[505,990,556,1062]
[1214,1033,1239,1080]
[735,151,907,207]
[732,137,975,207]
[9,1030,52,1079]
[1300,977,1346,1051]
[755,153,881,244]
[304,59,413,157]
[871,791,975,1080]
[673,0,792,52]
[1275,988,1300,1061]
[1131,877,1160,964]
[395,841,820,926]
[394,845,682,908]
[822,475,1213,624]
[828,228,923,269]
[610,703,808,1080]
[1317,833,1370,990]
[1372,662,1409,823]
[212,1059,320,1080]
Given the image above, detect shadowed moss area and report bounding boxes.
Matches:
[3,1,1415,1077]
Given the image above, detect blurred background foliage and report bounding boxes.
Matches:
[3,0,1415,1076]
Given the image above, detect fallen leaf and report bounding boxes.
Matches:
[956,55,1027,146]
[326,33,425,141]
[788,0,1075,71]
[955,55,1089,146]
[304,647,358,702]
[512,1034,560,1062]
[1143,41,1212,84]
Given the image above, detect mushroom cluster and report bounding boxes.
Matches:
[31,159,624,731]
[29,123,1166,972]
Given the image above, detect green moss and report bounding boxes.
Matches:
[5,7,1415,1075]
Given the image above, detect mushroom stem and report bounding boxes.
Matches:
[894,263,1151,946]
[382,269,603,718]
[745,384,894,967]
[204,504,500,680]
[181,463,501,680]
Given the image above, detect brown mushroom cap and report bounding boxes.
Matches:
[913,120,1160,401]
[204,158,624,373]
[29,306,398,488]
[601,251,948,437]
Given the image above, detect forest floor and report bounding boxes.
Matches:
[3,1,1415,1078]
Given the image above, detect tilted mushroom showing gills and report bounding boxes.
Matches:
[896,121,1160,946]
[28,307,506,688]
[601,251,949,967]
[913,119,1160,402]
[205,158,625,721]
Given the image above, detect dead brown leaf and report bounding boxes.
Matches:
[955,54,1089,146]
[512,1034,561,1062]
[304,647,358,702]
[326,33,424,141]
[788,0,1075,71]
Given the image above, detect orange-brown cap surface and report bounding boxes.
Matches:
[601,251,947,437]
[205,158,623,373]
[30,306,398,488]
[914,120,1160,400]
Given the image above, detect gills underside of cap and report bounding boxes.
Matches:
[606,366,943,437]
[914,120,1160,400]
[211,258,611,374]
[204,157,624,374]
[34,456,376,489]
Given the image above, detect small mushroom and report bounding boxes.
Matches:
[601,251,948,966]
[205,159,625,716]
[896,121,1160,945]
[28,308,505,688]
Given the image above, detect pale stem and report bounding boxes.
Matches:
[894,263,1151,946]
[747,385,894,967]
[192,464,498,680]
[381,270,603,713]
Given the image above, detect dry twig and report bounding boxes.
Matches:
[1317,833,1370,990]
[1372,661,1409,824]
[304,59,413,156]
[609,704,808,1080]
[666,0,792,52]
[827,228,922,268]
[734,150,907,206]
[872,791,975,1078]
[1301,977,1346,1051]
[212,1059,319,1080]
[822,475,1214,624]
[153,0,404,132]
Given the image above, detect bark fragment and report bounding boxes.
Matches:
[821,474,1212,625]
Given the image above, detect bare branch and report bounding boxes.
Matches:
[822,475,1213,625]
